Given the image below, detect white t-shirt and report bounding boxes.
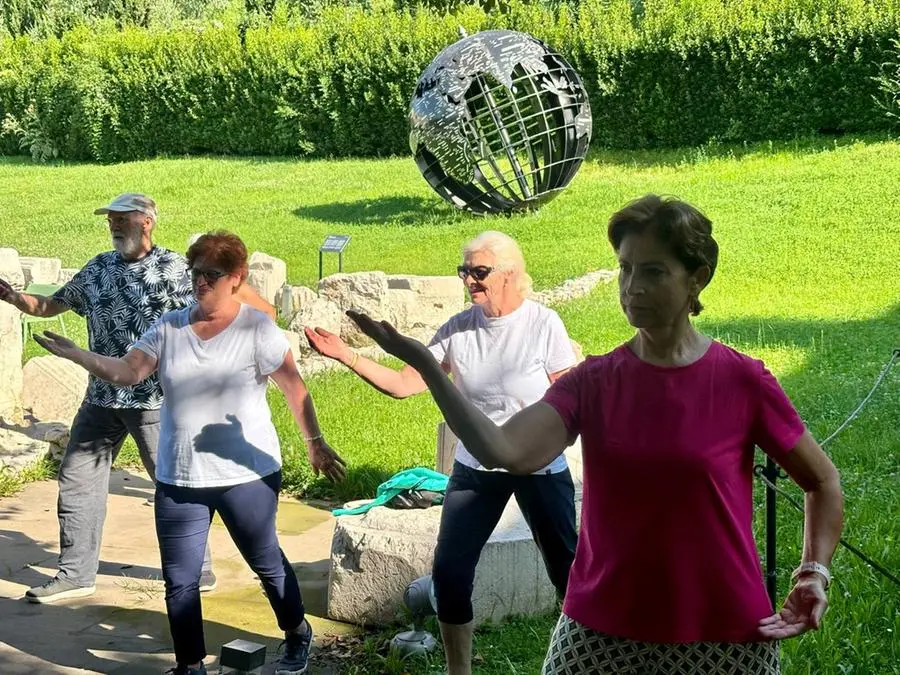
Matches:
[132,304,290,488]
[428,299,577,474]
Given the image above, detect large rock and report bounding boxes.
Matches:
[0,303,23,422]
[282,330,302,362]
[58,268,79,285]
[387,275,463,329]
[387,275,464,340]
[318,272,392,348]
[328,497,565,627]
[276,285,318,321]
[0,248,25,289]
[247,252,287,305]
[22,356,88,424]
[0,249,24,422]
[287,297,343,356]
[19,256,61,286]
[0,428,50,472]
[40,422,71,461]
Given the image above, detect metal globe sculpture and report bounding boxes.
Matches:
[409,29,592,215]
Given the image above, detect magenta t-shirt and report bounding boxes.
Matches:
[542,340,805,643]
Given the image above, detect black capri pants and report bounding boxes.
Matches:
[432,461,577,625]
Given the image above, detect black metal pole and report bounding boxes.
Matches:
[764,456,778,607]
[318,251,323,281]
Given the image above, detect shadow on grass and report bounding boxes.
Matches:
[293,196,461,226]
[586,132,894,170]
[699,302,900,438]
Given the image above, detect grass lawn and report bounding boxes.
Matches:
[1,135,898,673]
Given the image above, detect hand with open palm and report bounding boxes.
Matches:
[33,331,82,363]
[758,575,828,639]
[304,326,353,365]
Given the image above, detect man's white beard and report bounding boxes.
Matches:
[114,231,143,258]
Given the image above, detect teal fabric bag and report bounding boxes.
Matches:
[332,467,449,516]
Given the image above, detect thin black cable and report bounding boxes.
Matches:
[754,466,900,588]
[755,347,900,588]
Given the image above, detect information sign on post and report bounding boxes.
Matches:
[319,234,351,280]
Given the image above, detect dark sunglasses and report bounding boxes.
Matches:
[457,265,494,282]
[190,268,227,284]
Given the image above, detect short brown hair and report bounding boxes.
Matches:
[608,195,719,315]
[186,230,249,283]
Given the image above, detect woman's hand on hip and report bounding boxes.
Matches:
[757,575,828,639]
[307,438,347,483]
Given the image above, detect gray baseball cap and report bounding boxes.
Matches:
[94,193,157,218]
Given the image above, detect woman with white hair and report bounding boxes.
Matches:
[307,231,578,675]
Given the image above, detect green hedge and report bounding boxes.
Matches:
[1,0,898,161]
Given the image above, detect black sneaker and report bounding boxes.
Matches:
[25,577,96,604]
[164,663,206,675]
[275,621,313,674]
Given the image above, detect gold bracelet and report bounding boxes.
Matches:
[348,352,359,370]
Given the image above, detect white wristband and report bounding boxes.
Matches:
[791,562,831,589]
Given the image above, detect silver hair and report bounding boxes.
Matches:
[462,230,533,296]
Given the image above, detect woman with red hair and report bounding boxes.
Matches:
[36,231,344,675]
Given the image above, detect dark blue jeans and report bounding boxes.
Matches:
[155,471,304,664]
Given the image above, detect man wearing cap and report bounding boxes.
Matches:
[0,193,275,604]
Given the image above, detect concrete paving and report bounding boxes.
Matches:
[0,469,353,674]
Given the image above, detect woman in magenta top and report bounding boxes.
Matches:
[348,194,843,674]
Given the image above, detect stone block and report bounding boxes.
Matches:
[0,428,50,472]
[40,422,71,461]
[22,356,88,424]
[276,285,318,320]
[247,252,287,305]
[58,268,79,285]
[287,297,343,356]
[386,275,463,334]
[282,330,302,362]
[19,257,61,286]
[318,272,391,348]
[387,275,463,297]
[0,302,23,422]
[0,248,25,289]
[435,422,456,476]
[328,497,561,627]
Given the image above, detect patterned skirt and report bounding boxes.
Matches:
[541,615,780,675]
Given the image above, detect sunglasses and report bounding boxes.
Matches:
[190,268,227,285]
[457,265,494,282]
